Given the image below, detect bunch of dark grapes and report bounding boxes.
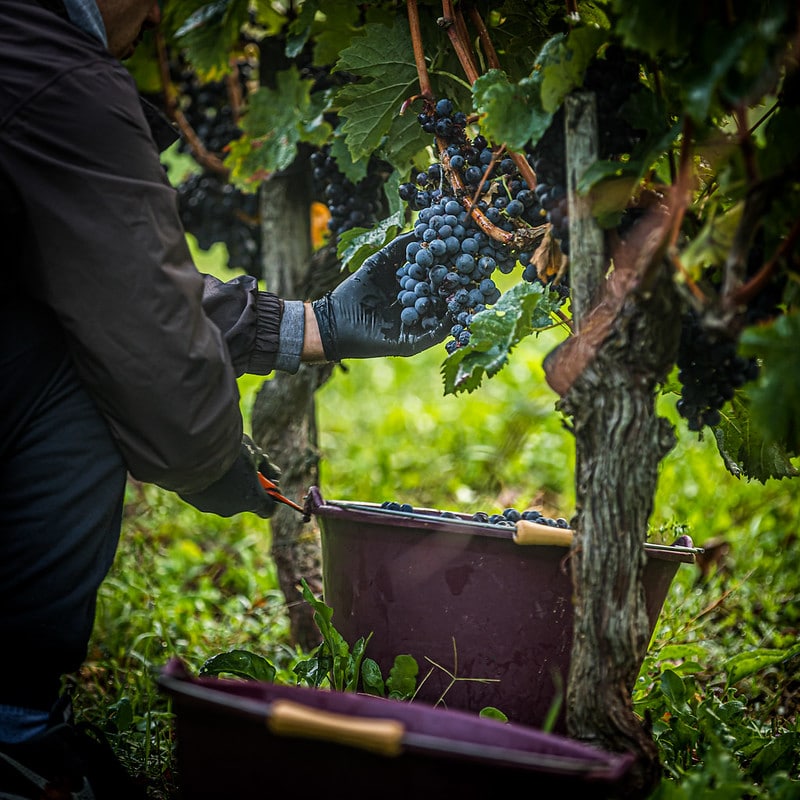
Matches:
[310,147,391,241]
[397,97,557,353]
[530,46,647,260]
[676,237,785,432]
[166,54,264,278]
[675,311,760,431]
[175,171,261,276]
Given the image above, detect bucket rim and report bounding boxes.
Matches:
[304,485,699,564]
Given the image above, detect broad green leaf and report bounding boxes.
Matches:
[749,732,800,782]
[612,1,692,58]
[327,134,369,185]
[660,668,691,711]
[172,0,249,80]
[386,654,418,700]
[724,645,800,689]
[653,643,709,664]
[740,312,800,457]
[337,212,404,271]
[382,108,431,174]
[309,1,362,66]
[441,283,564,395]
[712,395,798,482]
[360,657,386,697]
[680,23,751,123]
[224,69,333,188]
[473,69,549,152]
[334,21,419,162]
[199,649,277,682]
[681,202,743,275]
[539,27,607,113]
[108,697,134,732]
[284,0,317,58]
[578,168,641,228]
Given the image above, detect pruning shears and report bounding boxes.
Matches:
[257,472,306,514]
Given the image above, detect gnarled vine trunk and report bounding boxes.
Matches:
[553,93,682,797]
[252,154,339,650]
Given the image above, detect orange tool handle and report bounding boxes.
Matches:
[257,473,306,513]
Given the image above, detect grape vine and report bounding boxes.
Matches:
[310,146,392,244]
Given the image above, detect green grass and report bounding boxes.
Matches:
[73,251,799,797]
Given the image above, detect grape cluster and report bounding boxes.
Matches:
[380,500,571,529]
[675,236,786,431]
[529,46,647,260]
[398,97,557,352]
[175,171,261,276]
[155,52,264,278]
[310,147,390,242]
[171,49,257,158]
[675,310,760,431]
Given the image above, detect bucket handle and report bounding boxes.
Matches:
[268,699,405,757]
[513,520,573,547]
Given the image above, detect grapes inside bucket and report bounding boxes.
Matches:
[305,486,698,732]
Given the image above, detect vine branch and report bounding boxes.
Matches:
[155,30,228,176]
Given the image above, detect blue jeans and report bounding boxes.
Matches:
[0,301,127,711]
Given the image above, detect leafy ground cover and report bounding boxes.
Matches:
[72,251,799,798]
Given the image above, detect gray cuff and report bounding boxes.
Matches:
[275,300,305,373]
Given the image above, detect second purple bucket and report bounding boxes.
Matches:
[306,486,697,732]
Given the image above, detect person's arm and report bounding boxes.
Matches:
[302,302,327,362]
[4,52,244,494]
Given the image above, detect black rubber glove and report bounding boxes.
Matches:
[311,232,450,361]
[179,435,282,518]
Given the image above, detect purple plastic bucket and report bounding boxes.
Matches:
[159,658,635,799]
[306,486,697,731]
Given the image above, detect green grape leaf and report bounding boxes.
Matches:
[336,211,404,271]
[740,311,800,457]
[382,107,431,174]
[679,23,751,123]
[680,202,743,275]
[334,21,419,162]
[327,133,369,185]
[172,0,249,80]
[285,0,317,58]
[441,283,564,395]
[473,27,603,152]
[250,4,289,37]
[199,649,277,682]
[539,27,606,113]
[309,1,363,66]
[473,69,549,152]
[712,395,799,483]
[224,68,332,189]
[613,2,694,58]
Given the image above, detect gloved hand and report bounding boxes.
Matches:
[179,435,282,518]
[311,232,450,362]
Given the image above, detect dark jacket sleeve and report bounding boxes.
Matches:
[1,53,281,494]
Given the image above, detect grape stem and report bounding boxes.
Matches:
[730,213,800,308]
[439,1,480,85]
[406,0,433,100]
[155,31,229,176]
[666,117,705,302]
[467,5,501,70]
